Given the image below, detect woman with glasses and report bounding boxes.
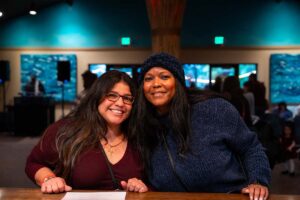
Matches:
[25,70,148,193]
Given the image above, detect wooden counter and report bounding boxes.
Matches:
[0,188,299,200]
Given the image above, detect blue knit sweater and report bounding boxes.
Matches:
[148,98,271,192]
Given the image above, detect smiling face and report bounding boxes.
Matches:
[143,67,176,114]
[98,81,133,129]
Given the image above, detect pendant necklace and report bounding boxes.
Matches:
[104,136,124,156]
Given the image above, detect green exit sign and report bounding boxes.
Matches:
[121,37,131,46]
[214,36,224,45]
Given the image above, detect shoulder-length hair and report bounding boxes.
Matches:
[52,70,136,180]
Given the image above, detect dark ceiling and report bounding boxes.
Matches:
[1,0,294,22]
[0,0,72,21]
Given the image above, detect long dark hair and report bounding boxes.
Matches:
[46,70,136,180]
[129,79,222,169]
[129,79,190,168]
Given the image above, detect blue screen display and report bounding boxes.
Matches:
[89,64,140,79]
[183,64,210,88]
[109,67,133,78]
[89,64,107,77]
[270,54,300,104]
[211,66,235,81]
[238,64,257,88]
[21,54,77,102]
[183,63,257,89]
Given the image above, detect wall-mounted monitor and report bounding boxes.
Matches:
[88,64,141,83]
[107,65,134,78]
[182,63,257,89]
[89,64,107,77]
[238,63,257,87]
[21,54,77,102]
[89,63,257,90]
[183,64,210,89]
[210,65,237,87]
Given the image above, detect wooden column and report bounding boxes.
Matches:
[146,0,186,58]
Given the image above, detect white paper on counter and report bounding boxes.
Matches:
[62,191,126,200]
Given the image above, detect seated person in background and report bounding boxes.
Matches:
[131,52,271,200]
[272,101,293,122]
[75,70,97,105]
[279,122,297,177]
[261,100,282,138]
[25,70,148,193]
[24,74,45,96]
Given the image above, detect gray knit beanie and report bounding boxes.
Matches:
[138,52,185,87]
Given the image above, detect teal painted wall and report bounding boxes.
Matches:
[0,0,151,48]
[182,0,300,47]
[1,0,300,48]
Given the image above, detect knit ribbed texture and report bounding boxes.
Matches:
[138,52,185,87]
[148,98,271,192]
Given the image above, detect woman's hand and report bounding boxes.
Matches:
[41,177,72,194]
[241,183,269,200]
[120,178,148,193]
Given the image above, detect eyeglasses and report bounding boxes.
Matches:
[106,92,134,105]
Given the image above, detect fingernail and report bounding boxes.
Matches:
[255,197,258,200]
[260,198,263,200]
[250,196,253,200]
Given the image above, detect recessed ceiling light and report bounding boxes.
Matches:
[29,10,37,15]
[29,2,37,15]
[0,11,3,17]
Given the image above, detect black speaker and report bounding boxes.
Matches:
[57,60,71,82]
[0,60,10,82]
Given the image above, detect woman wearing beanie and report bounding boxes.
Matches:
[129,52,271,199]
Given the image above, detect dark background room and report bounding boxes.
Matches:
[0,0,299,195]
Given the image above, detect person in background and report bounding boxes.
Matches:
[293,106,300,144]
[24,74,45,96]
[272,101,293,122]
[261,100,282,138]
[75,70,98,105]
[130,52,271,200]
[247,73,267,117]
[222,76,252,128]
[243,81,255,117]
[210,76,222,93]
[25,70,148,193]
[189,82,197,90]
[279,122,297,177]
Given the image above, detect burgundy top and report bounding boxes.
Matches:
[25,119,143,189]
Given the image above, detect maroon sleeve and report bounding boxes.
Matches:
[24,119,68,183]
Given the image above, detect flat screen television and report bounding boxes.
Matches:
[210,65,236,81]
[183,63,257,89]
[89,64,141,83]
[238,64,257,88]
[183,64,210,89]
[108,65,134,78]
[89,64,107,77]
